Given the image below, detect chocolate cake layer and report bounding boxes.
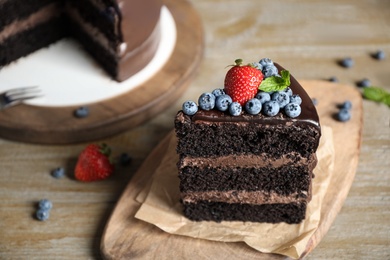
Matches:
[179,165,312,195]
[175,112,320,158]
[0,17,66,66]
[182,201,307,224]
[0,0,60,30]
[66,1,119,44]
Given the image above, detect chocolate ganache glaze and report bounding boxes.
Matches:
[112,0,162,81]
[191,63,320,128]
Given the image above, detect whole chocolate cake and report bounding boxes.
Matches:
[0,0,162,81]
[175,59,321,224]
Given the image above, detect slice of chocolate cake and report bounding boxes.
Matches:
[175,59,321,224]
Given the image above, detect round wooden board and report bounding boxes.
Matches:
[100,80,363,259]
[0,0,204,144]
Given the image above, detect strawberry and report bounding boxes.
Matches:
[224,59,264,105]
[74,143,114,182]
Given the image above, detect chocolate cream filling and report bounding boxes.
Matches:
[179,152,317,169]
[181,189,310,205]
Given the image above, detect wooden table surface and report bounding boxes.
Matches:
[1,0,389,259]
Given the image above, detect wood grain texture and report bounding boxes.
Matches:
[100,81,362,260]
[0,0,204,144]
[0,0,389,259]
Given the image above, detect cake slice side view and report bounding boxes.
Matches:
[175,58,321,224]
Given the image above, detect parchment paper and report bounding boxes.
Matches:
[135,126,334,259]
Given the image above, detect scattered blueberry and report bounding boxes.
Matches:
[340,100,352,110]
[245,98,262,115]
[339,57,354,68]
[336,108,351,122]
[357,78,371,88]
[271,91,290,108]
[262,65,278,78]
[284,103,301,118]
[329,76,339,82]
[120,153,132,166]
[289,94,302,105]
[38,199,53,211]
[36,208,50,221]
[182,100,198,115]
[215,94,232,111]
[255,92,271,104]
[74,106,89,118]
[198,93,215,111]
[51,167,65,179]
[312,98,318,106]
[212,88,225,97]
[372,50,385,60]
[259,58,274,67]
[229,102,242,116]
[282,87,293,96]
[263,101,280,117]
[252,62,263,71]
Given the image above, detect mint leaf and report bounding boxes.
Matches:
[363,87,390,106]
[259,70,291,92]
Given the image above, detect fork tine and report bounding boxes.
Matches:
[8,93,43,102]
[5,86,40,95]
[3,86,42,107]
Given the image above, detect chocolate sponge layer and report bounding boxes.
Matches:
[182,200,307,224]
[0,17,66,66]
[179,165,312,196]
[175,116,320,158]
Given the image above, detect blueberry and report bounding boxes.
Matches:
[373,50,385,60]
[340,100,352,110]
[312,98,318,106]
[38,199,53,211]
[245,98,262,115]
[228,102,242,116]
[252,62,263,71]
[255,92,271,104]
[263,101,280,116]
[182,100,198,115]
[51,167,65,179]
[212,88,225,97]
[336,108,351,122]
[74,106,89,118]
[271,91,290,108]
[284,103,301,118]
[340,57,354,68]
[36,209,50,221]
[357,78,371,88]
[120,153,132,166]
[215,94,232,111]
[198,93,215,111]
[259,58,274,67]
[329,76,339,82]
[290,94,302,105]
[262,65,278,78]
[282,87,293,96]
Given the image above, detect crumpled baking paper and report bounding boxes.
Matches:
[135,126,334,259]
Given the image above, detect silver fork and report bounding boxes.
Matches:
[0,86,42,110]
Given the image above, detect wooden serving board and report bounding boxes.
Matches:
[0,0,203,144]
[100,80,363,259]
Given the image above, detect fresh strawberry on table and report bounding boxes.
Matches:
[224,59,264,105]
[75,143,115,182]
